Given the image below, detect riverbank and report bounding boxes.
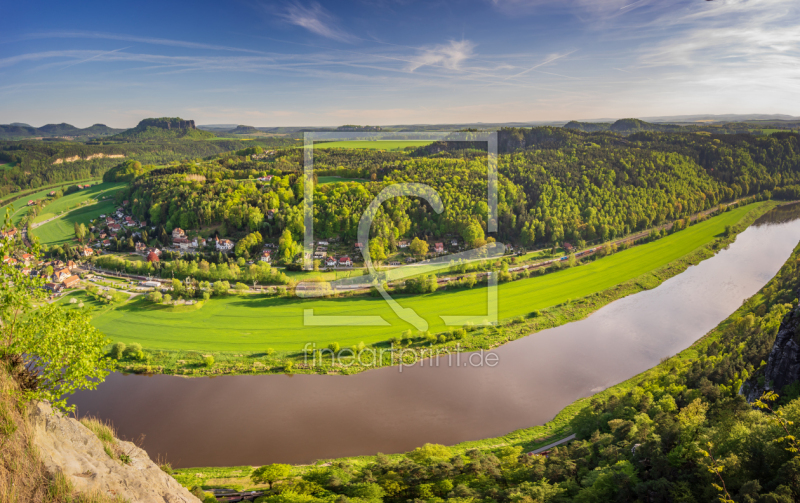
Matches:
[169,201,800,494]
[109,200,779,376]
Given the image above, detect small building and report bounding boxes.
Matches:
[434,242,445,253]
[338,256,352,267]
[45,283,63,293]
[355,242,364,250]
[172,228,186,239]
[451,239,458,246]
[53,268,71,282]
[325,256,337,267]
[27,200,35,206]
[82,247,93,257]
[135,242,147,252]
[267,209,275,220]
[257,176,273,182]
[260,250,272,263]
[215,237,234,251]
[1,228,18,241]
[142,280,161,288]
[21,253,35,266]
[62,275,81,288]
[66,260,76,270]
[108,223,122,233]
[398,240,409,249]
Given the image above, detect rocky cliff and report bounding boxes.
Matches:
[136,118,196,130]
[28,401,200,503]
[745,299,800,402]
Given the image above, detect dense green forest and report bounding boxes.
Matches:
[112,130,800,261]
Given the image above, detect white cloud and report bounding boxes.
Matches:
[407,40,476,72]
[279,2,357,43]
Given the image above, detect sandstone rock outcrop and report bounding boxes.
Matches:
[28,402,200,503]
[745,300,800,403]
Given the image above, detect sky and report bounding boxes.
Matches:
[1,0,799,128]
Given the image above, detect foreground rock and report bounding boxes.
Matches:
[28,402,200,503]
[745,299,800,402]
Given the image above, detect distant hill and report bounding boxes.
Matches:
[228,125,260,134]
[0,122,123,140]
[110,117,216,141]
[563,121,612,133]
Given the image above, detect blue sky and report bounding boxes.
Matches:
[1,0,798,127]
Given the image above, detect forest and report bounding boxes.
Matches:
[108,130,800,263]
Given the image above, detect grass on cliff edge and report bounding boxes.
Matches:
[93,202,768,355]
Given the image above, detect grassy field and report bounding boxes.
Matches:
[317,176,367,184]
[0,179,104,226]
[31,182,125,223]
[313,140,433,150]
[91,204,760,352]
[0,162,15,170]
[33,200,118,246]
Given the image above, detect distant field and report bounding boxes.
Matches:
[313,140,433,151]
[760,129,796,135]
[32,182,125,223]
[0,178,104,226]
[89,203,759,352]
[317,176,367,184]
[0,162,15,170]
[33,199,119,246]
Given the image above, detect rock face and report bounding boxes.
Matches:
[28,402,200,503]
[137,118,196,130]
[745,302,800,403]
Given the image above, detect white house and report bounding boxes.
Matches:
[260,250,272,263]
[325,256,337,267]
[338,256,352,267]
[216,237,234,251]
[398,240,409,249]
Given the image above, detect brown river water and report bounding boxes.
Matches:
[70,204,800,468]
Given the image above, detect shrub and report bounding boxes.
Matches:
[203,356,215,367]
[123,343,143,360]
[328,342,340,353]
[109,342,126,360]
[265,348,275,357]
[146,291,162,303]
[162,294,172,304]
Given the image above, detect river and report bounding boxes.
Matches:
[70,204,800,468]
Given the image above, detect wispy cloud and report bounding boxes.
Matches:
[407,40,476,72]
[279,2,357,43]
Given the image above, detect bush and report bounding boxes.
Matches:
[235,282,249,291]
[203,356,215,367]
[123,343,143,360]
[146,291,162,303]
[162,294,172,304]
[109,342,126,360]
[328,342,340,353]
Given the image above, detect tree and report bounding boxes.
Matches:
[1,210,113,412]
[203,355,215,367]
[251,463,293,489]
[146,291,163,303]
[109,342,126,360]
[213,281,230,296]
[278,229,295,263]
[410,237,428,257]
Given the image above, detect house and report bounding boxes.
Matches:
[99,233,107,239]
[123,200,129,206]
[434,242,445,253]
[82,247,93,257]
[108,223,121,233]
[53,268,71,282]
[27,200,35,206]
[338,256,352,267]
[146,247,161,257]
[142,280,161,288]
[257,175,273,182]
[198,238,207,248]
[172,228,186,239]
[318,240,329,246]
[21,253,34,266]
[215,237,234,251]
[2,256,16,265]
[451,239,458,246]
[105,217,115,224]
[173,237,190,250]
[66,260,76,270]
[260,250,272,263]
[49,191,56,196]
[62,275,81,288]
[398,240,409,249]
[1,228,17,241]
[325,256,337,267]
[102,239,111,247]
[313,251,326,259]
[355,242,364,250]
[45,283,63,293]
[563,242,574,252]
[267,209,275,220]
[135,242,147,252]
[389,261,401,266]
[124,216,135,226]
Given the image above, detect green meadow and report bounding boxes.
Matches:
[32,200,119,246]
[313,140,433,150]
[0,178,103,226]
[90,203,760,352]
[31,182,125,223]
